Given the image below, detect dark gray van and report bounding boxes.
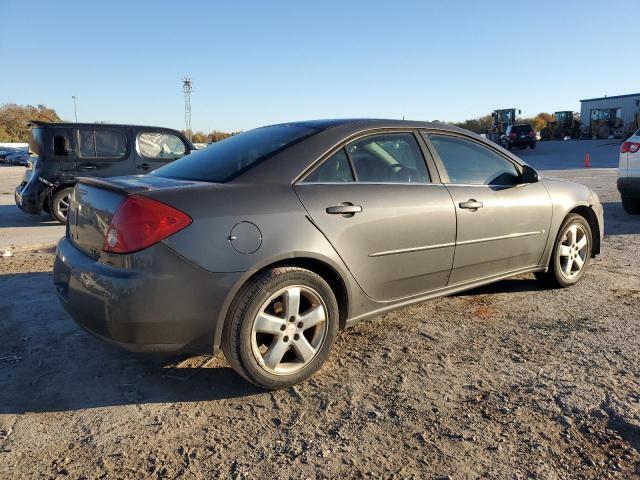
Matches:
[15,122,194,223]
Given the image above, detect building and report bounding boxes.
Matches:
[579,93,640,128]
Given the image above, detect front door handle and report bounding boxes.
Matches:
[326,204,363,215]
[137,163,151,170]
[459,199,483,210]
[78,164,96,171]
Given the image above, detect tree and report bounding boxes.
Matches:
[0,103,61,142]
[453,114,493,134]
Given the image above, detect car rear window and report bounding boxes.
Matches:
[511,125,533,134]
[28,127,44,157]
[151,125,318,183]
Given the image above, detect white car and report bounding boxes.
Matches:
[618,129,640,214]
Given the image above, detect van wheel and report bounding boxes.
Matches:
[622,197,640,215]
[51,187,74,224]
[535,214,592,288]
[222,267,339,389]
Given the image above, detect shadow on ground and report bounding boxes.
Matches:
[0,204,59,228]
[0,271,261,414]
[602,201,640,236]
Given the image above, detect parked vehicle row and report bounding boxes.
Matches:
[14,122,193,223]
[52,119,603,389]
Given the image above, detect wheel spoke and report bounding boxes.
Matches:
[574,255,584,270]
[298,305,325,331]
[567,225,577,245]
[292,336,316,362]
[558,244,572,257]
[254,312,286,334]
[575,235,587,251]
[263,338,289,370]
[563,258,574,276]
[284,287,301,319]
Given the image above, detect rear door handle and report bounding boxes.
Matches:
[137,163,151,170]
[459,199,483,210]
[326,204,363,215]
[78,164,96,171]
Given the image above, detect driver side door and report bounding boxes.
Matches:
[424,132,553,285]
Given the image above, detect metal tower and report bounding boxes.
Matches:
[182,77,193,140]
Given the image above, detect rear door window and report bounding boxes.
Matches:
[304,149,354,183]
[53,131,73,158]
[138,132,187,160]
[78,129,127,159]
[347,133,430,183]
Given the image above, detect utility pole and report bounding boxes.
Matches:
[182,78,193,141]
[71,96,78,122]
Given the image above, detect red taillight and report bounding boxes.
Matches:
[103,195,192,254]
[509,133,517,138]
[621,141,640,153]
[528,131,536,137]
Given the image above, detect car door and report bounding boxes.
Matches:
[76,128,131,177]
[135,131,189,173]
[294,131,457,301]
[49,127,77,183]
[424,132,552,285]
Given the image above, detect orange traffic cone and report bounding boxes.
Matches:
[584,153,590,168]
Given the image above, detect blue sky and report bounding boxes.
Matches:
[1,0,637,132]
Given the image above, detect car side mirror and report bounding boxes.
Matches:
[521,165,539,183]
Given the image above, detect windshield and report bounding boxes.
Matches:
[151,125,318,182]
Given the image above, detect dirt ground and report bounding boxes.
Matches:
[1,168,639,479]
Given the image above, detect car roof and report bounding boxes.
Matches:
[27,120,184,131]
[264,118,466,133]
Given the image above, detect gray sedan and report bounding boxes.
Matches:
[53,119,603,389]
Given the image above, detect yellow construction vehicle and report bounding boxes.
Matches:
[540,111,581,140]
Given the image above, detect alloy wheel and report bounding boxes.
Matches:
[558,224,588,279]
[250,285,327,375]
[57,193,71,220]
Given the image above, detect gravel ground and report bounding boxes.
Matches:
[1,168,639,479]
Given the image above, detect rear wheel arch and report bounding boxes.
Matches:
[568,205,600,256]
[214,256,350,353]
[45,182,76,210]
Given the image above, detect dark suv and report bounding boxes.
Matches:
[501,124,537,150]
[15,122,194,223]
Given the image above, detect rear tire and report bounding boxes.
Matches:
[622,197,640,215]
[51,187,74,224]
[222,267,339,389]
[535,213,592,288]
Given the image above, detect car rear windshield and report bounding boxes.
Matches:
[511,125,533,134]
[151,125,318,183]
[28,127,44,157]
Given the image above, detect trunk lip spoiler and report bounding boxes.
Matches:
[76,176,151,194]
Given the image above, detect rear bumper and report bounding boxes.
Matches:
[53,237,243,354]
[617,177,640,198]
[506,138,536,147]
[15,180,50,215]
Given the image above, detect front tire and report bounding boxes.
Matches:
[622,196,640,215]
[222,267,339,389]
[51,187,74,224]
[535,213,592,288]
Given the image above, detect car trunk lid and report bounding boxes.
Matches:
[68,175,197,259]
